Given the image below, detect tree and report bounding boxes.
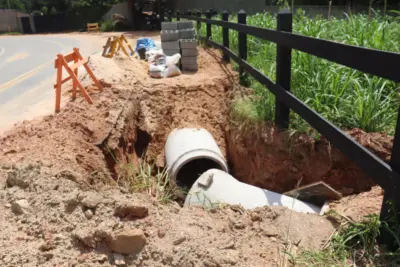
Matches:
[71,0,124,8]
[0,0,26,11]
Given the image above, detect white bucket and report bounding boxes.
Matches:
[165,128,228,187]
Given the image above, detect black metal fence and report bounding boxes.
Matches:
[168,9,400,247]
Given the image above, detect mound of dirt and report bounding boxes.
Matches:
[0,46,389,266]
[227,125,391,196]
[0,164,335,267]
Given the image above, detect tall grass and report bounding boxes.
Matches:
[198,10,400,134]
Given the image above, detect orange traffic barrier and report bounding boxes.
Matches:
[54,48,103,113]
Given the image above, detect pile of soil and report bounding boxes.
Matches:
[227,126,392,196]
[0,46,388,266]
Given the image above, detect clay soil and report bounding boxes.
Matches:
[0,47,389,266]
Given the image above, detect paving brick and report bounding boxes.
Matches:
[160,30,179,42]
[181,49,198,57]
[163,49,180,56]
[162,41,180,50]
[162,22,178,31]
[181,57,197,65]
[177,21,194,30]
[179,39,197,49]
[178,28,195,39]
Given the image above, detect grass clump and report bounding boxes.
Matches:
[116,159,178,203]
[198,11,400,135]
[294,213,400,266]
[99,20,114,32]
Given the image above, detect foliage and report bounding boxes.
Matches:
[295,213,400,266]
[99,20,114,32]
[0,0,25,11]
[199,11,400,135]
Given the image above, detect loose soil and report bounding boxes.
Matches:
[0,46,389,266]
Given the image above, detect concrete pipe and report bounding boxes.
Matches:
[185,169,323,215]
[165,128,228,188]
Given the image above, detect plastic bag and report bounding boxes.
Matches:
[149,64,167,78]
[166,53,181,66]
[163,64,181,78]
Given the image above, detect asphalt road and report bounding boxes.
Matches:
[0,34,102,133]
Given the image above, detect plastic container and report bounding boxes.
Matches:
[185,169,323,214]
[165,128,228,187]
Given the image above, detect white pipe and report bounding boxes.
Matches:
[185,169,322,214]
[165,128,228,184]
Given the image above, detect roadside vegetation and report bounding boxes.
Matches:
[293,212,400,266]
[199,10,400,135]
[99,20,115,32]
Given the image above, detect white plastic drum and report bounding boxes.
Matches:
[165,128,228,187]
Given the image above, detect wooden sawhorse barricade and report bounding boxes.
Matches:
[102,34,134,58]
[54,48,103,113]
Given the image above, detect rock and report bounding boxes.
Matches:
[95,219,116,239]
[39,241,56,252]
[173,233,187,246]
[219,238,235,250]
[85,209,94,219]
[114,202,148,219]
[42,253,54,260]
[73,229,97,248]
[96,254,108,263]
[81,192,102,209]
[107,229,146,254]
[6,171,29,189]
[11,199,30,215]
[55,170,80,182]
[233,221,246,230]
[113,253,126,266]
[249,212,262,222]
[157,229,166,238]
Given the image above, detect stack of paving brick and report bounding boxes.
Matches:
[177,21,198,72]
[161,22,179,56]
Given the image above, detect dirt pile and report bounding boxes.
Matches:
[227,126,392,196]
[0,164,335,266]
[0,46,387,266]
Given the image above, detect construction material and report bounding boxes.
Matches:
[163,49,180,56]
[161,41,179,50]
[178,28,195,39]
[87,23,99,32]
[181,49,198,57]
[179,36,198,72]
[165,128,228,187]
[160,30,179,42]
[161,22,178,31]
[135,37,156,51]
[177,21,194,30]
[54,48,103,113]
[185,169,322,215]
[102,34,134,58]
[284,181,342,206]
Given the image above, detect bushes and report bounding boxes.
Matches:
[199,12,400,134]
[99,20,114,32]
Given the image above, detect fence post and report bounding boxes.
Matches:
[177,10,181,21]
[275,9,292,129]
[222,10,230,63]
[238,10,247,83]
[379,113,400,249]
[196,10,202,32]
[206,9,212,39]
[187,9,192,16]
[168,10,172,22]
[160,2,165,23]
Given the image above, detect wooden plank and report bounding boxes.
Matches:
[64,51,76,63]
[55,56,63,113]
[284,182,342,206]
[69,57,88,71]
[61,58,93,104]
[53,75,72,89]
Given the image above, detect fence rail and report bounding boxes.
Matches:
[169,9,400,248]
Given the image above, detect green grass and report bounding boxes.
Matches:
[0,32,21,35]
[294,213,400,266]
[99,20,114,32]
[197,10,400,135]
